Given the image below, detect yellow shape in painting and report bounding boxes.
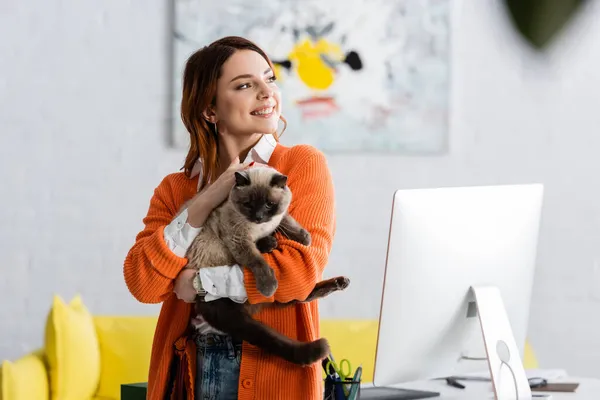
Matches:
[272,64,284,83]
[288,38,345,90]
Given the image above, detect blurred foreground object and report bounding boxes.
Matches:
[503,0,587,49]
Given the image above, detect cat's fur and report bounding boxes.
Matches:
[182,164,349,366]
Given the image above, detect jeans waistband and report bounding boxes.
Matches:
[194,333,242,359]
[194,333,242,348]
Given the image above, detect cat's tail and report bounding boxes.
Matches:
[197,300,330,366]
[239,318,331,366]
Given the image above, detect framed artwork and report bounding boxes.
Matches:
[171,0,450,154]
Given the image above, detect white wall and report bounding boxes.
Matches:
[1,0,600,377]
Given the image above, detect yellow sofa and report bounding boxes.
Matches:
[0,296,539,400]
[320,319,539,383]
[0,295,158,400]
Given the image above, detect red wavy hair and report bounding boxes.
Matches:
[180,36,286,187]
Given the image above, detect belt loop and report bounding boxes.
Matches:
[226,336,235,359]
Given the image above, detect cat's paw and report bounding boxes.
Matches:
[302,276,351,303]
[297,229,311,246]
[256,235,278,253]
[334,276,350,291]
[255,267,278,297]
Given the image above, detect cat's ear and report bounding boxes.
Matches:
[235,171,251,187]
[270,173,288,189]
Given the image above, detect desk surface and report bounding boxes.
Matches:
[363,373,600,399]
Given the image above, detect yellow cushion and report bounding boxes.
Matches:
[45,295,100,400]
[0,350,49,400]
[321,319,539,383]
[93,316,158,400]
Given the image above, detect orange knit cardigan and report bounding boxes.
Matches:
[123,143,336,400]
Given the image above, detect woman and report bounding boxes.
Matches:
[123,36,335,400]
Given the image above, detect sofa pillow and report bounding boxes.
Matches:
[93,316,157,399]
[1,350,49,400]
[45,295,101,400]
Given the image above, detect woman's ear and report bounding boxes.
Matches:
[202,106,217,124]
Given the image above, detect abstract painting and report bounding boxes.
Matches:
[171,0,450,153]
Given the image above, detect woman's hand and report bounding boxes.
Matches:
[187,157,250,227]
[173,268,198,303]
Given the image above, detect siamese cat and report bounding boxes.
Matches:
[182,165,349,365]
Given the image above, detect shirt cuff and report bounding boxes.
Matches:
[199,265,248,303]
[163,208,202,257]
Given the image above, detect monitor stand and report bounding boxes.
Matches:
[361,286,532,400]
[469,285,533,400]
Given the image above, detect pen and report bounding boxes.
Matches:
[347,366,362,400]
[445,377,465,389]
[322,358,337,399]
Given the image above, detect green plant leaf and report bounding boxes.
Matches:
[503,0,587,49]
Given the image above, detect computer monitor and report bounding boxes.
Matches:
[371,184,544,400]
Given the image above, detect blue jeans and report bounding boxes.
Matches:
[194,333,242,400]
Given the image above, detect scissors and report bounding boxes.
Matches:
[325,358,353,382]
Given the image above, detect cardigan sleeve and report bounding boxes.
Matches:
[123,175,190,304]
[243,148,336,304]
[163,208,203,257]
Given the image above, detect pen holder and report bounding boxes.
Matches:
[324,376,361,400]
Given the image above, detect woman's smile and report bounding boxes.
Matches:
[250,104,276,118]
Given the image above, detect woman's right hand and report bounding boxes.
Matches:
[186,157,250,227]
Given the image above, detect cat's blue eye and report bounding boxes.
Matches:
[265,201,274,209]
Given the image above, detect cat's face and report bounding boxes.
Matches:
[230,166,291,224]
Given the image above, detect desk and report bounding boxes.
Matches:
[362,373,600,399]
